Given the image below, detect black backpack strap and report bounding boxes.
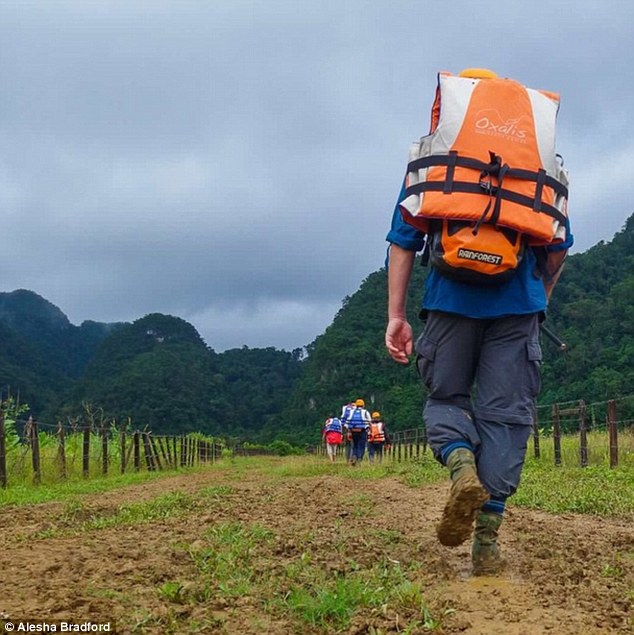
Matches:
[420,234,431,267]
[404,152,568,225]
[533,246,549,281]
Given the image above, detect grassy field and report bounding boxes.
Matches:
[3,433,634,516]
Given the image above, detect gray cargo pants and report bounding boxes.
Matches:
[415,310,541,500]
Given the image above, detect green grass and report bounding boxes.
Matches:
[174,520,453,633]
[531,428,634,468]
[32,491,199,539]
[1,427,221,492]
[4,435,633,519]
[248,452,446,487]
[516,459,634,516]
[82,491,197,530]
[514,429,634,516]
[257,445,634,519]
[0,469,179,507]
[187,521,276,599]
[272,561,454,633]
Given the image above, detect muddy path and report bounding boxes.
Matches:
[0,459,632,634]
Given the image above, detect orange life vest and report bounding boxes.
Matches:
[368,422,385,443]
[400,73,569,248]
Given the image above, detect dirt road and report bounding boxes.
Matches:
[1,459,632,634]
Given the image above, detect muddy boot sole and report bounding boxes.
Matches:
[436,473,489,547]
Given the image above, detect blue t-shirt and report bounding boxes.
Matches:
[386,181,574,319]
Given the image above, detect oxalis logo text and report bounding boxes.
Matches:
[474,110,528,142]
[457,248,502,265]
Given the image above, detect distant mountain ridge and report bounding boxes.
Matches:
[0,289,126,415]
[0,289,124,379]
[0,289,70,332]
[0,290,302,437]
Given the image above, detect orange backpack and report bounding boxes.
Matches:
[401,72,569,284]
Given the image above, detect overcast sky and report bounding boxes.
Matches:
[1,1,633,352]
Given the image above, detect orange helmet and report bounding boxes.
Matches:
[371,411,381,420]
[355,399,365,407]
[458,68,498,79]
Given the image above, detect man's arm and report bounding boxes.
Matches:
[385,244,417,364]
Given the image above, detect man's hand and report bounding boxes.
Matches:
[385,317,413,364]
[386,244,416,364]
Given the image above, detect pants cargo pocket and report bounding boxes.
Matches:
[526,339,542,398]
[415,335,438,391]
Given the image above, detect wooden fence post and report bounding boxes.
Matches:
[82,420,91,478]
[120,430,126,474]
[125,433,135,472]
[552,404,562,466]
[165,436,173,468]
[149,434,163,471]
[101,424,109,475]
[30,417,41,485]
[57,422,66,480]
[133,431,140,472]
[156,436,169,469]
[142,432,155,471]
[532,420,541,459]
[578,400,588,468]
[531,403,540,459]
[0,410,7,488]
[607,400,618,468]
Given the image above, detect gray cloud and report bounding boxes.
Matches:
[1,0,633,350]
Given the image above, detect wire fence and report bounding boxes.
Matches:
[3,395,633,489]
[0,414,222,489]
[533,395,634,468]
[315,396,634,469]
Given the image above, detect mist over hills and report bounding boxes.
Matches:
[1,214,632,444]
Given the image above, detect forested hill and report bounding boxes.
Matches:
[0,294,302,436]
[273,214,634,445]
[0,214,632,444]
[0,289,124,415]
[540,213,634,403]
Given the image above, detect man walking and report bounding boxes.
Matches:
[385,69,573,574]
